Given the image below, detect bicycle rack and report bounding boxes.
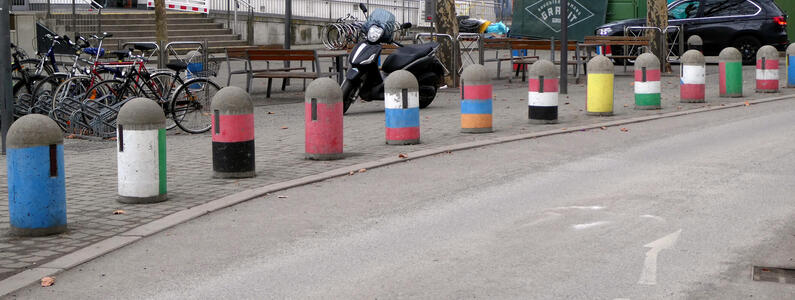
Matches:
[415,33,455,76]
[120,42,161,63]
[625,25,684,65]
[165,41,210,76]
[457,33,483,73]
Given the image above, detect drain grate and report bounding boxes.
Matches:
[752,266,795,284]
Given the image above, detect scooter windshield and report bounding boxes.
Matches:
[364,8,397,38]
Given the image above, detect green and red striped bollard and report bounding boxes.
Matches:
[719,47,743,98]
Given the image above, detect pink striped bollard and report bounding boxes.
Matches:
[756,45,780,93]
[305,78,344,160]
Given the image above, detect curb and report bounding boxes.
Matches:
[1,93,793,296]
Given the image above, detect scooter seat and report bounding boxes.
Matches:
[382,43,437,73]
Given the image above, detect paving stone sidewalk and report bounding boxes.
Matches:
[0,62,791,280]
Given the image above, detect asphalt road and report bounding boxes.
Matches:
[6,99,795,299]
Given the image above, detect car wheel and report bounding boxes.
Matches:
[733,36,761,65]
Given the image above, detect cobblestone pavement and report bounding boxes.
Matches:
[0,59,792,280]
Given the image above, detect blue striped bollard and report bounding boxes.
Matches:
[460,64,493,133]
[116,98,168,204]
[7,114,67,236]
[788,43,795,88]
[528,59,559,123]
[384,70,420,145]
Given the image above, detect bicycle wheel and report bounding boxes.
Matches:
[170,77,220,134]
[148,72,179,130]
[51,76,93,131]
[31,73,68,114]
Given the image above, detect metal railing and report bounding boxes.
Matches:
[13,0,106,37]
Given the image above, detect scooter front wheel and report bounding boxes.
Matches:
[419,85,438,109]
[341,80,360,114]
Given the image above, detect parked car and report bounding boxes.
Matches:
[595,0,789,64]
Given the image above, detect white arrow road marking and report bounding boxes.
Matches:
[638,229,682,285]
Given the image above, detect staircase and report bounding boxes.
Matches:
[57,11,248,51]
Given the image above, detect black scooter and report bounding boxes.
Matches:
[341,4,446,113]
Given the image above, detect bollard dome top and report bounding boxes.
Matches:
[687,35,703,46]
[211,86,253,113]
[587,55,614,73]
[305,78,342,103]
[117,98,167,129]
[756,45,779,60]
[385,70,419,89]
[681,49,705,65]
[461,64,490,85]
[528,59,559,78]
[787,43,795,56]
[719,47,742,61]
[635,52,660,70]
[7,114,63,148]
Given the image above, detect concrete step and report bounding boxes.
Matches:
[89,13,204,20]
[57,17,214,25]
[73,22,224,32]
[102,37,247,50]
[108,28,233,38]
[104,34,241,44]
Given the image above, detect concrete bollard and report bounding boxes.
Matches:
[211,86,256,178]
[687,35,703,52]
[756,45,780,93]
[634,53,662,110]
[6,114,67,236]
[384,70,420,145]
[528,59,559,123]
[680,50,706,103]
[305,78,344,160]
[460,64,493,133]
[787,43,795,88]
[116,98,167,204]
[587,55,614,116]
[719,47,743,98]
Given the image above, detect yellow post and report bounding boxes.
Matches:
[586,55,615,116]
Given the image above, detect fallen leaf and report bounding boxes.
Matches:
[561,128,567,131]
[744,101,750,106]
[348,171,355,176]
[280,126,288,129]
[677,106,682,110]
[620,128,629,132]
[65,134,77,139]
[623,104,629,108]
[113,210,125,215]
[277,195,288,199]
[600,126,607,130]
[41,276,55,287]
[398,153,408,159]
[720,104,726,106]
[267,111,275,114]
[358,168,367,173]
[564,102,570,105]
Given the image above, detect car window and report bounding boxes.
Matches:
[701,0,759,17]
[669,0,701,19]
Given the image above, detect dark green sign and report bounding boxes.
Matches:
[511,0,609,41]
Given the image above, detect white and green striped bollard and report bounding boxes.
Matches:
[116,98,168,204]
[634,52,661,110]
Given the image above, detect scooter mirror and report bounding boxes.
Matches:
[401,22,413,29]
[359,3,368,13]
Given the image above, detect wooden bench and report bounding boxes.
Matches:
[583,36,651,62]
[249,49,338,98]
[482,39,581,81]
[224,45,306,93]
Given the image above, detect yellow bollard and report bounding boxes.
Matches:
[586,55,614,116]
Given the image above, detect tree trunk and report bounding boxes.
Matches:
[155,0,168,67]
[434,0,461,87]
[647,0,668,71]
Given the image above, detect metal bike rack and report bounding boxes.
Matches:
[625,25,684,65]
[164,40,209,68]
[415,33,455,76]
[456,32,483,72]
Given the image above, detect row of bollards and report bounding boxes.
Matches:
[8,42,793,237]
